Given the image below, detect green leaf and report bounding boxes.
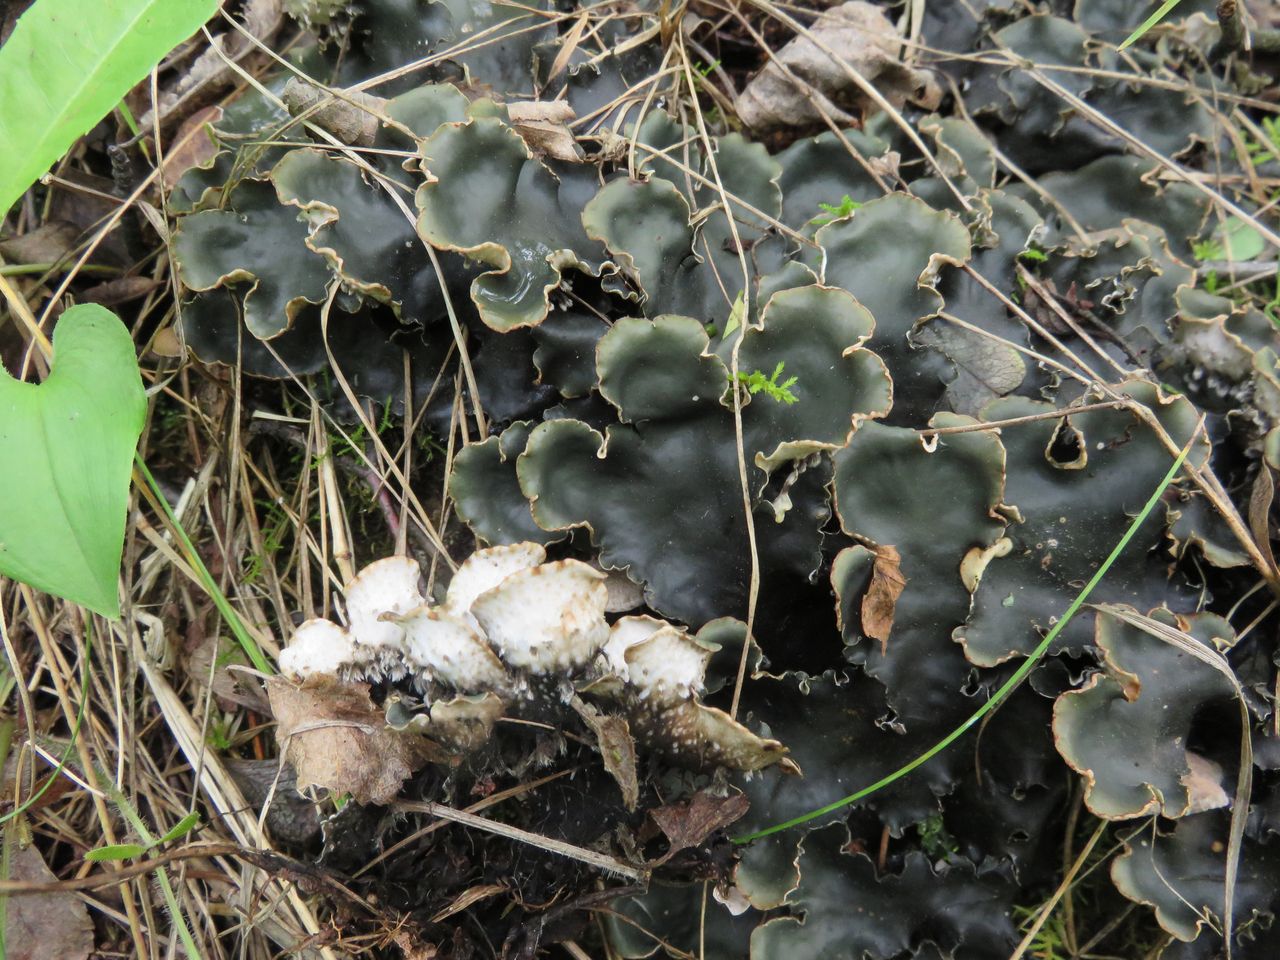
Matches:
[1212,216,1267,263]
[84,843,148,862]
[0,0,218,215]
[0,305,147,617]
[723,290,746,338]
[158,811,201,845]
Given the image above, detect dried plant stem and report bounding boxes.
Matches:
[395,801,648,881]
[670,36,761,721]
[1017,61,1280,251]
[1010,821,1107,960]
[917,401,1132,437]
[1014,265,1134,379]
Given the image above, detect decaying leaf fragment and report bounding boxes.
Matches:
[735,2,941,133]
[649,790,750,861]
[571,695,640,811]
[507,99,584,162]
[2,841,94,960]
[861,545,905,654]
[282,77,388,146]
[266,674,447,804]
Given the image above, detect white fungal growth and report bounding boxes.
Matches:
[394,606,511,692]
[275,543,788,775]
[444,542,546,627]
[343,556,425,655]
[601,616,667,679]
[471,559,609,674]
[619,624,713,704]
[277,545,611,686]
[278,619,360,677]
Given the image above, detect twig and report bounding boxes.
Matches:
[1210,0,1249,61]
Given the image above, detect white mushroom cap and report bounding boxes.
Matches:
[472,559,608,674]
[278,619,360,677]
[393,605,511,692]
[622,626,713,703]
[444,542,546,627]
[342,556,425,653]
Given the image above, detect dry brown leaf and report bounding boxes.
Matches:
[282,78,387,146]
[508,100,584,162]
[735,1,941,133]
[266,675,445,805]
[649,790,749,859]
[571,695,639,810]
[507,101,576,124]
[0,221,79,266]
[161,105,223,183]
[81,276,162,308]
[2,841,94,960]
[862,545,906,655]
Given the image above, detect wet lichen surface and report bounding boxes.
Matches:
[160,0,1280,957]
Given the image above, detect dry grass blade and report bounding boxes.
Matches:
[1090,603,1253,960]
[1010,821,1108,960]
[395,801,648,882]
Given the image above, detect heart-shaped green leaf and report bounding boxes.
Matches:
[0,305,146,617]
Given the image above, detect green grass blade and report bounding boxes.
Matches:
[1118,0,1185,51]
[734,433,1195,843]
[96,774,203,958]
[133,456,273,674]
[0,621,93,828]
[0,0,218,215]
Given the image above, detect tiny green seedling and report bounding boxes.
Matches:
[1242,116,1280,168]
[809,194,862,227]
[737,361,800,405]
[1195,216,1267,264]
[85,811,201,861]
